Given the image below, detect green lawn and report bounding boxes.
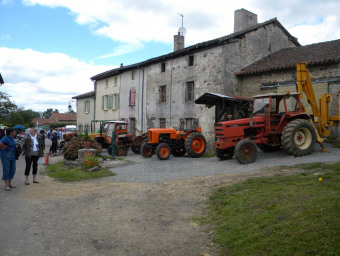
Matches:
[46,161,115,182]
[203,162,340,256]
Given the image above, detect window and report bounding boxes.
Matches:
[101,96,104,110]
[129,89,136,106]
[105,79,109,88]
[185,118,193,129]
[159,118,166,128]
[161,62,166,72]
[84,125,89,133]
[188,55,194,66]
[78,125,83,132]
[108,94,113,109]
[159,85,166,103]
[131,71,136,80]
[185,81,194,102]
[113,77,118,87]
[84,100,90,113]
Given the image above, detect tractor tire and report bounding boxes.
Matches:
[185,132,207,158]
[258,144,281,152]
[156,143,171,160]
[281,119,316,156]
[141,142,153,158]
[116,145,128,156]
[215,147,234,160]
[235,139,258,164]
[172,147,186,157]
[131,145,140,154]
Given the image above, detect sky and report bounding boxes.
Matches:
[0,0,339,113]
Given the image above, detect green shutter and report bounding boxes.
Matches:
[115,93,119,108]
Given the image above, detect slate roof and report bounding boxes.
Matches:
[91,18,300,81]
[236,39,340,76]
[72,91,95,99]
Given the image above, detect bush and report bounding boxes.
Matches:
[62,136,101,160]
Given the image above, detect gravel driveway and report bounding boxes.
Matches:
[1,142,339,256]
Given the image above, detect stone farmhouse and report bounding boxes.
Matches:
[73,8,339,145]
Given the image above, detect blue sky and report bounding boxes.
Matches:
[0,0,339,112]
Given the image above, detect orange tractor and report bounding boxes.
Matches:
[140,127,207,160]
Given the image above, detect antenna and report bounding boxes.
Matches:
[177,13,184,27]
[177,13,186,36]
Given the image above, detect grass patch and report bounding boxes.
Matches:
[203,162,340,256]
[46,161,115,182]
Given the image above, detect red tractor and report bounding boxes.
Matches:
[196,92,317,164]
[141,127,207,160]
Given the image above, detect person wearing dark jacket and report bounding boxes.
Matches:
[0,128,19,191]
[49,131,58,156]
[21,128,45,185]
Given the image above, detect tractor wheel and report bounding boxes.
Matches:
[185,132,207,158]
[172,147,186,157]
[156,143,171,160]
[281,119,316,156]
[131,145,140,154]
[215,147,234,160]
[235,139,258,164]
[141,142,153,158]
[258,144,281,152]
[116,146,128,156]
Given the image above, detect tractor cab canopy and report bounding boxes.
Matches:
[195,92,253,122]
[252,92,301,115]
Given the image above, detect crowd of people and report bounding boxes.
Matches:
[0,127,65,191]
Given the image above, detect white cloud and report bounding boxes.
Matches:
[0,47,115,112]
[22,0,340,52]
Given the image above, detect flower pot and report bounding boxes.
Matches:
[83,141,91,148]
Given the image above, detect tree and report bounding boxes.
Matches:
[0,92,17,123]
[41,108,59,118]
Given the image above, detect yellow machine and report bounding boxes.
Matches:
[296,62,340,150]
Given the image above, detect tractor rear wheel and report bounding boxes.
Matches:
[235,139,258,164]
[131,145,140,154]
[116,145,128,156]
[141,142,153,158]
[172,147,186,157]
[215,147,234,160]
[185,132,207,158]
[281,119,316,156]
[156,143,171,160]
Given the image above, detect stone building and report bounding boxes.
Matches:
[72,91,95,132]
[89,8,299,145]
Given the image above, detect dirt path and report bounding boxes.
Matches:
[20,159,309,256]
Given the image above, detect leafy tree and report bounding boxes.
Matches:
[41,108,59,118]
[17,108,40,124]
[0,92,17,122]
[9,112,24,125]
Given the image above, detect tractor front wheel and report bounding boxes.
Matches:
[281,119,316,156]
[235,139,258,164]
[185,132,207,158]
[215,147,234,160]
[116,145,128,156]
[156,143,171,160]
[141,142,153,158]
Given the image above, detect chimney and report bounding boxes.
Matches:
[174,32,185,51]
[234,8,258,33]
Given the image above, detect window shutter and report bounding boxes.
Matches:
[88,100,90,113]
[129,90,136,106]
[84,101,86,113]
[101,96,104,110]
[115,94,119,108]
[108,94,113,109]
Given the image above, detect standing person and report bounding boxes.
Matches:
[40,130,46,148]
[0,128,18,191]
[49,131,58,156]
[22,128,45,185]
